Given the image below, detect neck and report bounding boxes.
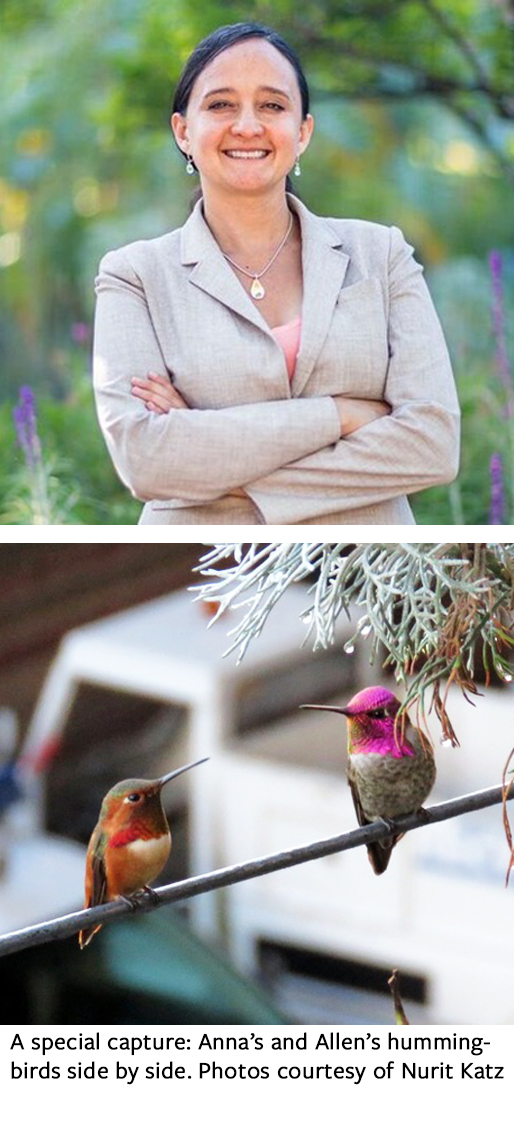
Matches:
[201,184,293,261]
[352,735,414,760]
[109,814,168,848]
[350,722,415,761]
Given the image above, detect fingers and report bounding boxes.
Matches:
[131,372,189,413]
[144,400,167,415]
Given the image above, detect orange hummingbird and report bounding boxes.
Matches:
[79,757,208,948]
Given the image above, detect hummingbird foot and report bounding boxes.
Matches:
[142,885,162,906]
[119,894,140,912]
[376,817,398,838]
[119,887,162,911]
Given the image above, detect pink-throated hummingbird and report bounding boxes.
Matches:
[302,686,435,873]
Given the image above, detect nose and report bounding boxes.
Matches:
[230,105,264,137]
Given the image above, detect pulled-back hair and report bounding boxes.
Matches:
[172,22,310,118]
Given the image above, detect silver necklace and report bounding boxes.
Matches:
[222,212,293,300]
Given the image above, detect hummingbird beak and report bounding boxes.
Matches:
[300,703,352,717]
[157,757,209,789]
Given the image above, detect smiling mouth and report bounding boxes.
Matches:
[223,150,271,160]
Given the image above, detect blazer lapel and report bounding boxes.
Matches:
[288,195,350,396]
[179,195,352,395]
[180,199,269,334]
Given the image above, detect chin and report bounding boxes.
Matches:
[223,168,284,191]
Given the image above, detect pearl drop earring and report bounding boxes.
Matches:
[294,155,301,177]
[186,154,195,175]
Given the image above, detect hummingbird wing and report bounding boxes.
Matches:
[88,828,108,908]
[349,777,368,829]
[349,779,397,876]
[79,828,108,949]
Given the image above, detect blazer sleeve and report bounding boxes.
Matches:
[245,226,461,524]
[92,249,340,503]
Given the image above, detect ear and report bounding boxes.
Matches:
[298,113,314,157]
[171,112,189,154]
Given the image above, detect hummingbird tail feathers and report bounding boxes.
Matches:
[367,830,405,874]
[366,840,395,874]
[78,922,102,949]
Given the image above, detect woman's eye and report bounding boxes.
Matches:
[207,101,284,112]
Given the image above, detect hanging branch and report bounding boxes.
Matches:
[0,780,512,960]
[388,969,410,1025]
[502,747,514,885]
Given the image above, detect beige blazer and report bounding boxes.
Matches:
[93,194,460,525]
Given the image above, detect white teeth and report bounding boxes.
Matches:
[225,150,269,159]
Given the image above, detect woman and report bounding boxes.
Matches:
[93,22,460,525]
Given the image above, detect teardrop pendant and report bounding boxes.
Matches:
[250,277,265,299]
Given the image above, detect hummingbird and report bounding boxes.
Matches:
[79,757,208,948]
[301,686,435,874]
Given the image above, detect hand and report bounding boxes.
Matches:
[131,372,190,414]
[333,395,391,437]
[131,372,248,496]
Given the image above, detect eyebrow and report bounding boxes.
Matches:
[201,86,292,101]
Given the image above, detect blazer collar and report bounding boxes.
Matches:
[180,197,269,332]
[180,194,351,393]
[287,195,350,395]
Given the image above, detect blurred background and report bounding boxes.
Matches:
[1,542,513,1024]
[1,0,513,523]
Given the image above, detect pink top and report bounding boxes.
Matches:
[271,316,302,381]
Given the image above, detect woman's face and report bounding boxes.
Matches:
[172,39,313,197]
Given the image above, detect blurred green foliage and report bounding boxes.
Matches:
[1,0,513,523]
[1,377,140,524]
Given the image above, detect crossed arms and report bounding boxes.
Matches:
[93,227,460,523]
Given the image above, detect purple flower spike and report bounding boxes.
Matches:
[489,250,502,280]
[488,452,504,525]
[489,248,514,419]
[13,385,42,470]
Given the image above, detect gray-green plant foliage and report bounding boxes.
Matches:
[194,543,514,740]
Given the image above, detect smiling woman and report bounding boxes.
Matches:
[92,21,460,525]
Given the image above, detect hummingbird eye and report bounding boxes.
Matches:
[367,708,387,719]
[127,792,141,803]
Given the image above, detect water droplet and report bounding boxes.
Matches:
[503,674,513,683]
[344,642,355,655]
[440,736,453,748]
[301,612,312,625]
[360,625,371,639]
